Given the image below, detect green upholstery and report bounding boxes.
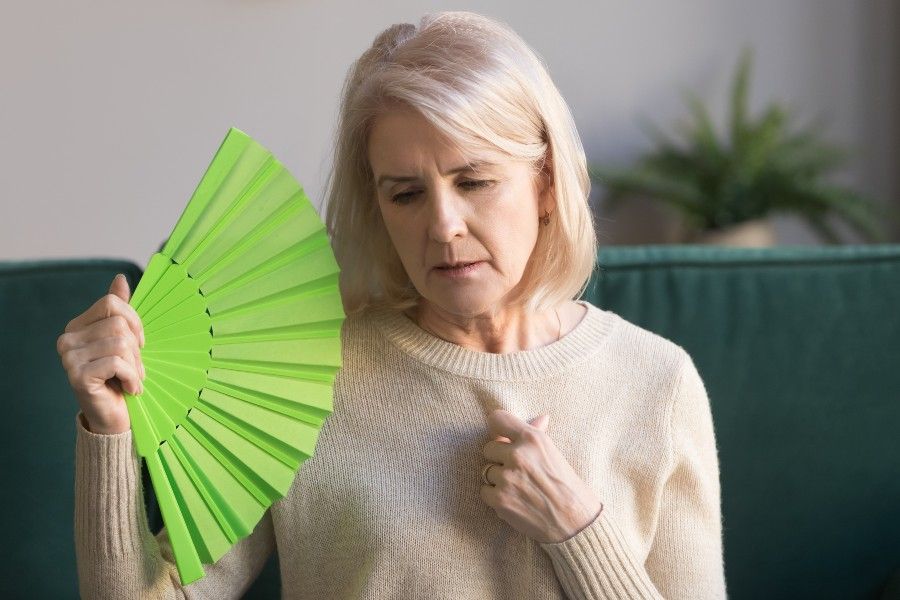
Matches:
[584,244,900,600]
[2,245,898,598]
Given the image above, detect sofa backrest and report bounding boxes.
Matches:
[584,244,900,599]
[0,260,146,598]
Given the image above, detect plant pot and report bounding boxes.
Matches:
[682,217,777,247]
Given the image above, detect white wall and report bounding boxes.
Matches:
[1,0,897,269]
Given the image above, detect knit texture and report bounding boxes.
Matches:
[73,300,727,599]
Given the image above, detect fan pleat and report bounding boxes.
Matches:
[137,382,180,441]
[212,336,340,364]
[207,368,332,412]
[176,420,265,538]
[165,431,244,557]
[129,253,170,310]
[202,379,329,428]
[138,263,194,320]
[189,407,296,502]
[181,158,281,270]
[157,443,228,564]
[187,171,301,277]
[195,391,320,464]
[129,390,162,457]
[211,319,344,344]
[198,207,328,297]
[162,130,250,260]
[210,273,338,323]
[204,241,337,313]
[144,315,211,349]
[142,293,208,333]
[141,353,207,391]
[211,287,343,335]
[146,449,207,571]
[171,145,272,266]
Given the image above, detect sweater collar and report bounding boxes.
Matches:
[368,300,618,381]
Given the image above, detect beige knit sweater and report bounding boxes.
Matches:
[74,300,727,599]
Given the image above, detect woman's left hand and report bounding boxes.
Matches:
[479,408,604,544]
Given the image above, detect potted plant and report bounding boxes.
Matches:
[589,46,893,246]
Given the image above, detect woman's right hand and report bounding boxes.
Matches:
[57,273,146,435]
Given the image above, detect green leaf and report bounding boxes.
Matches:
[590,165,707,218]
[680,87,724,167]
[769,118,849,177]
[737,104,786,179]
[787,182,888,242]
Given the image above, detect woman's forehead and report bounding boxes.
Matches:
[371,137,509,178]
[366,108,530,183]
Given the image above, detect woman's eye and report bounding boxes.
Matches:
[391,191,417,204]
[390,180,494,204]
[460,179,493,191]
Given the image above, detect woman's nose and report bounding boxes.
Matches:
[426,187,468,243]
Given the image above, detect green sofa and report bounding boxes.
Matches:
[2,244,899,599]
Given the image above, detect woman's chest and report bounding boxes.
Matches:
[271,371,669,559]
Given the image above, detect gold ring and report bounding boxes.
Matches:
[481,462,498,486]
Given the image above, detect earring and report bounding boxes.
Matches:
[541,209,551,226]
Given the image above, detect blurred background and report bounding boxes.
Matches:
[1,0,898,266]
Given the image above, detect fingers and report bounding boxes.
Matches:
[65,303,143,350]
[64,278,144,348]
[63,313,141,351]
[58,317,145,380]
[108,273,130,303]
[482,418,551,469]
[80,355,143,396]
[482,438,521,466]
[62,335,145,382]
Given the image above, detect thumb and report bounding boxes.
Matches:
[108,273,131,303]
[529,413,550,432]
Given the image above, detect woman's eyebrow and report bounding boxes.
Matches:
[376,161,496,188]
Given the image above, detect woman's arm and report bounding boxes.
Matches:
[74,411,276,600]
[643,350,726,596]
[539,350,727,599]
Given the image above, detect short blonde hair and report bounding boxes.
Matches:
[324,10,598,317]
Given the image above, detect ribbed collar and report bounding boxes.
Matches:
[368,300,618,381]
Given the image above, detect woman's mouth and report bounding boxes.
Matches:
[433,261,484,278]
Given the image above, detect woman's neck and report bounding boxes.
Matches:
[403,300,586,354]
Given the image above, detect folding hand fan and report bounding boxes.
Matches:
[124,127,344,586]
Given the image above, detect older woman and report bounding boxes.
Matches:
[62,10,726,600]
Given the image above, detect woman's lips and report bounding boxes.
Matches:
[433,261,484,278]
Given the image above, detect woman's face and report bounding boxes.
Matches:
[368,106,552,317]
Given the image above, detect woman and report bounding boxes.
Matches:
[59,11,727,599]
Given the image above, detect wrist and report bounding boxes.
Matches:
[80,412,130,435]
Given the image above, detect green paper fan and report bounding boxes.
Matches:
[124,127,345,586]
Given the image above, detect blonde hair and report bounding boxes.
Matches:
[323,10,598,317]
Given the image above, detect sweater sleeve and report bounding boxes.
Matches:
[73,411,276,600]
[538,350,727,599]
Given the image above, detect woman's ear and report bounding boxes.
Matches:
[537,144,554,200]
[537,163,555,213]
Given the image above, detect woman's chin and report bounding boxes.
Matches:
[420,294,501,317]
